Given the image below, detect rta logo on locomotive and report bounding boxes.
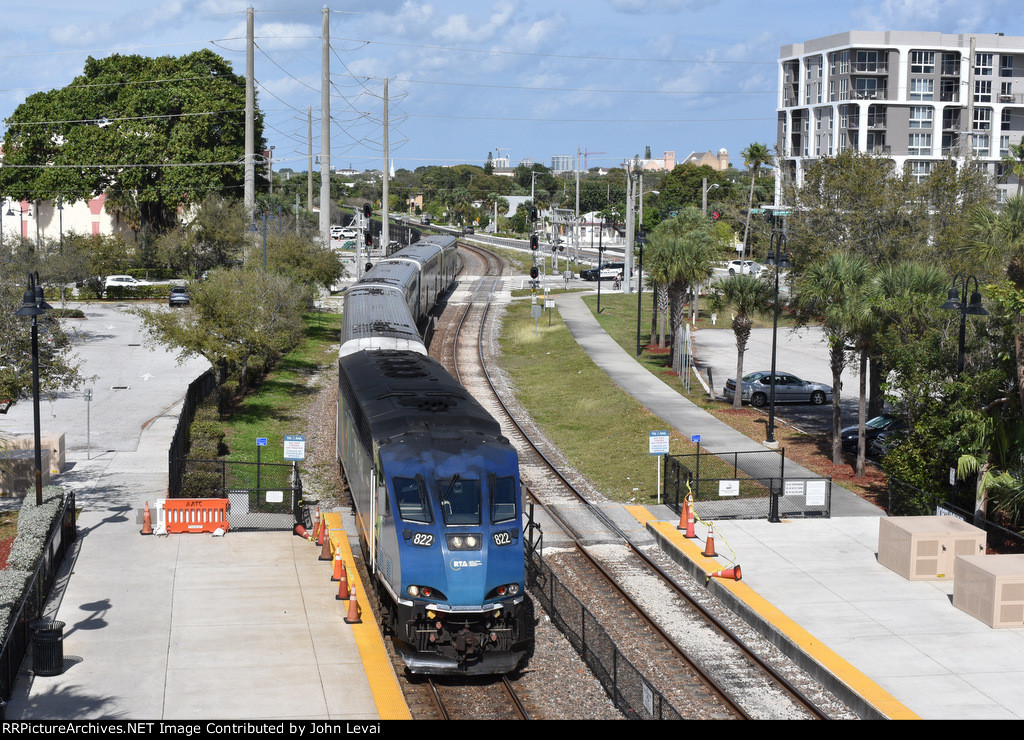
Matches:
[336,234,534,676]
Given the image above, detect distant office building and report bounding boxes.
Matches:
[551,155,574,173]
[778,31,1024,200]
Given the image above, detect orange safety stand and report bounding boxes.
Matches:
[163,498,230,534]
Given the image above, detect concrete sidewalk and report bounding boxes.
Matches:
[553,292,882,517]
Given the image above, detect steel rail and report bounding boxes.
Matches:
[459,243,830,721]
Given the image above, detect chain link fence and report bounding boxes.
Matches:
[524,505,682,720]
[663,449,831,521]
[176,458,302,531]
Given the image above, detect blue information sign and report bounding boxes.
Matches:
[257,437,268,447]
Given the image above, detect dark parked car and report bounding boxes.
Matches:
[869,427,906,458]
[580,262,629,281]
[168,286,191,307]
[841,414,905,451]
[462,225,475,234]
[723,371,832,408]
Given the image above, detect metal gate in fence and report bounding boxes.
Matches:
[663,448,832,522]
[176,458,303,530]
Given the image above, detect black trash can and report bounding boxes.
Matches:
[30,620,65,677]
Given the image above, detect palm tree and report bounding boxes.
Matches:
[967,196,1024,411]
[645,209,716,362]
[740,143,774,260]
[795,252,872,465]
[1002,136,1024,196]
[711,274,774,409]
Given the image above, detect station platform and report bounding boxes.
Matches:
[627,507,1024,720]
[2,433,406,721]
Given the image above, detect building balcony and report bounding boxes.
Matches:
[852,61,889,74]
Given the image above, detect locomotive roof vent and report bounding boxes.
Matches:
[396,394,457,412]
[377,355,432,379]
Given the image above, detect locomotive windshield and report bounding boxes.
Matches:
[394,476,432,523]
[438,476,481,525]
[491,476,517,523]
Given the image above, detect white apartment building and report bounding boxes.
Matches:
[778,31,1024,201]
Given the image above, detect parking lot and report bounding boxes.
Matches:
[692,325,864,435]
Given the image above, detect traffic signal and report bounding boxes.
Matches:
[766,211,775,226]
[364,231,372,247]
[530,206,538,223]
[530,266,539,279]
[362,203,372,219]
[530,235,539,250]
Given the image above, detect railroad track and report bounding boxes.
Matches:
[441,242,849,720]
[427,676,531,720]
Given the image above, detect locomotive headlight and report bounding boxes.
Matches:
[446,534,483,550]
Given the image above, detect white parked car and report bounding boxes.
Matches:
[104,275,151,291]
[330,225,344,238]
[726,259,763,276]
[340,227,357,239]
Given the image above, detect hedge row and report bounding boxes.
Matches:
[0,487,66,644]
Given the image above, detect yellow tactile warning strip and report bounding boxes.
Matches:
[624,505,920,720]
[322,512,412,720]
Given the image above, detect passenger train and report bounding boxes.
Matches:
[336,234,533,675]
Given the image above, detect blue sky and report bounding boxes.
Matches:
[2,1,1023,173]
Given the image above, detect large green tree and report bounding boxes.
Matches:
[0,267,84,411]
[133,268,306,395]
[0,50,263,235]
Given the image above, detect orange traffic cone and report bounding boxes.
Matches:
[331,550,345,581]
[683,493,697,538]
[318,529,333,561]
[313,507,323,545]
[702,523,717,557]
[334,560,350,601]
[344,584,361,624]
[141,501,153,535]
[293,523,313,541]
[676,495,690,530]
[707,565,742,582]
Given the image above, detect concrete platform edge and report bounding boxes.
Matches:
[626,506,918,720]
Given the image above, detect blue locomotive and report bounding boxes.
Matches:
[336,235,532,675]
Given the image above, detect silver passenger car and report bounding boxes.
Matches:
[723,371,832,408]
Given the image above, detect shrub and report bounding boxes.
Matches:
[0,486,65,642]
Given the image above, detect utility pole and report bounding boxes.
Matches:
[623,156,638,294]
[307,107,313,211]
[382,78,390,253]
[244,7,255,218]
[319,7,331,242]
[575,147,580,262]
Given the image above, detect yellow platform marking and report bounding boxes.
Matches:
[322,512,411,720]
[623,505,919,720]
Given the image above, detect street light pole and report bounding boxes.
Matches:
[765,232,789,447]
[940,274,988,376]
[16,272,52,506]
